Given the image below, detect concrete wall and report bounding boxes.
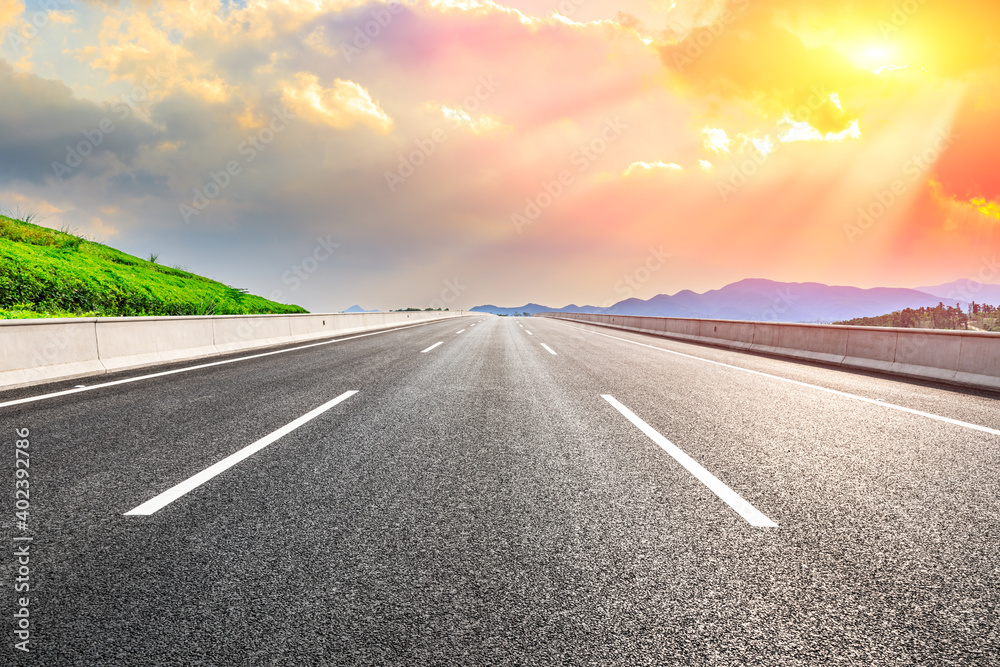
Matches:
[538,312,1000,393]
[0,311,472,391]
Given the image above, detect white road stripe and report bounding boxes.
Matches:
[553,320,1000,437]
[541,343,557,355]
[525,330,533,335]
[0,319,460,409]
[125,391,358,516]
[421,342,443,353]
[602,395,777,528]
[456,329,466,334]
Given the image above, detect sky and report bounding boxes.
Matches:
[1,0,999,312]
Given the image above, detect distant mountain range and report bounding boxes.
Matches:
[915,279,1000,305]
[471,278,995,323]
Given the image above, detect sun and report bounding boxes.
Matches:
[848,42,907,74]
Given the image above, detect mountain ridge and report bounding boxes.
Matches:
[471,278,989,323]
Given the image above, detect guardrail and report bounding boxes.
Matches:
[0,311,472,391]
[537,312,1000,393]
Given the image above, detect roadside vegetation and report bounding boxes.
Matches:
[834,302,999,331]
[0,212,307,319]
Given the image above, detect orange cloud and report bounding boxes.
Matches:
[0,0,21,30]
[623,160,682,176]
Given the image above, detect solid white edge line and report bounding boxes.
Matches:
[541,343,557,355]
[0,318,461,409]
[125,390,358,516]
[550,319,1000,437]
[421,342,444,353]
[602,395,777,528]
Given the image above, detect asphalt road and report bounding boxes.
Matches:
[2,315,998,665]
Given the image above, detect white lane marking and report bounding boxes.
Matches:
[125,391,358,516]
[456,329,466,334]
[602,395,777,528]
[525,330,533,335]
[0,319,460,410]
[421,342,444,353]
[541,343,557,355]
[552,320,1000,437]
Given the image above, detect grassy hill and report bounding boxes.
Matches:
[0,213,307,319]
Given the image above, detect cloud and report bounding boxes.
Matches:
[659,0,1000,127]
[429,103,507,133]
[778,117,860,143]
[0,61,158,185]
[282,74,393,132]
[703,127,730,154]
[927,82,1000,203]
[623,160,682,176]
[109,169,169,198]
[660,2,867,132]
[0,0,22,31]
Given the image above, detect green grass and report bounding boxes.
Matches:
[0,213,307,319]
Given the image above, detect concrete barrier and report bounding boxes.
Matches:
[751,323,848,366]
[538,312,1000,394]
[0,319,104,389]
[0,310,472,391]
[97,317,220,372]
[702,320,755,351]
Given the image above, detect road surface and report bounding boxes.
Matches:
[2,315,998,664]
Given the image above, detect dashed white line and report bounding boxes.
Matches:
[602,395,777,528]
[421,342,444,353]
[541,343,557,355]
[456,329,466,334]
[525,330,533,335]
[125,391,358,516]
[0,319,455,410]
[551,320,1000,437]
